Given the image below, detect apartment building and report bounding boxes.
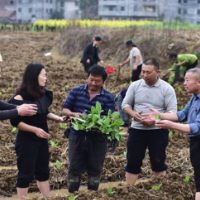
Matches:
[98,0,158,20]
[16,0,56,23]
[98,0,200,24]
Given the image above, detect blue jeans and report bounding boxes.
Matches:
[115,93,130,127]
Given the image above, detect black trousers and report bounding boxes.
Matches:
[84,61,96,74]
[184,60,198,76]
[68,132,107,176]
[125,128,169,174]
[15,133,49,188]
[190,137,200,192]
[131,64,142,82]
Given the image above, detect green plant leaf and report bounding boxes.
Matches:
[107,186,116,197]
[169,131,173,137]
[152,183,162,191]
[123,83,127,86]
[91,106,96,114]
[110,90,115,94]
[183,176,189,183]
[155,115,161,122]
[177,86,182,91]
[124,151,127,157]
[96,101,102,115]
[68,195,79,200]
[0,92,2,95]
[65,85,70,88]
[56,160,61,169]
[12,127,17,132]
[8,87,11,91]
[50,140,58,147]
[179,105,184,110]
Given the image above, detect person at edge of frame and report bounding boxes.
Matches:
[62,64,115,193]
[122,58,177,186]
[143,68,200,200]
[0,53,38,120]
[119,40,143,82]
[80,36,104,74]
[9,63,70,200]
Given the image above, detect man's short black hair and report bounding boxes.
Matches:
[143,58,160,70]
[88,64,107,82]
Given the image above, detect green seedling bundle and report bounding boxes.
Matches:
[71,101,125,142]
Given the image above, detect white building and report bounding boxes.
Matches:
[16,0,57,23]
[56,0,81,20]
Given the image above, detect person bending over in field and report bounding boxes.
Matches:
[122,58,177,185]
[143,68,200,200]
[0,53,37,119]
[62,65,115,193]
[9,63,69,200]
[80,36,104,74]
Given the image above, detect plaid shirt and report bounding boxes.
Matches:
[177,93,200,138]
[63,84,115,135]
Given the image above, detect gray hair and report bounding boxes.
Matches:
[186,68,200,80]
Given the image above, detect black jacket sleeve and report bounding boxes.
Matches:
[0,100,18,120]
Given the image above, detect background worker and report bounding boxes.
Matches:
[163,52,198,83]
[142,68,200,200]
[0,52,37,119]
[122,58,177,186]
[62,65,115,193]
[115,88,129,133]
[119,40,143,82]
[80,36,104,74]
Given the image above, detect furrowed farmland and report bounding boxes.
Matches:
[0,21,200,199]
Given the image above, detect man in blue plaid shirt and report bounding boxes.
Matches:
[143,68,200,200]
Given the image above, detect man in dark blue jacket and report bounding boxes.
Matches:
[62,65,115,193]
[81,36,104,73]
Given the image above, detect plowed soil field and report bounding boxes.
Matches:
[0,32,195,200]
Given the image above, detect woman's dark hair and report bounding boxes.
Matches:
[16,63,45,100]
[88,64,107,82]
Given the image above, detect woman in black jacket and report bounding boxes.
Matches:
[9,63,69,200]
[80,36,104,73]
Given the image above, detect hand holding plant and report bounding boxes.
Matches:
[142,108,161,122]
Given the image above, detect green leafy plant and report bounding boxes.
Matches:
[71,101,125,142]
[68,195,78,200]
[60,123,67,128]
[130,81,133,84]
[12,127,17,132]
[152,183,162,191]
[8,87,11,91]
[169,131,174,137]
[155,115,161,122]
[179,105,184,110]
[65,85,70,88]
[50,140,58,147]
[177,86,182,91]
[0,92,2,95]
[107,186,116,197]
[123,83,127,86]
[110,90,115,94]
[169,131,173,136]
[168,71,174,84]
[56,160,61,169]
[124,151,127,158]
[59,111,62,114]
[183,176,189,183]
